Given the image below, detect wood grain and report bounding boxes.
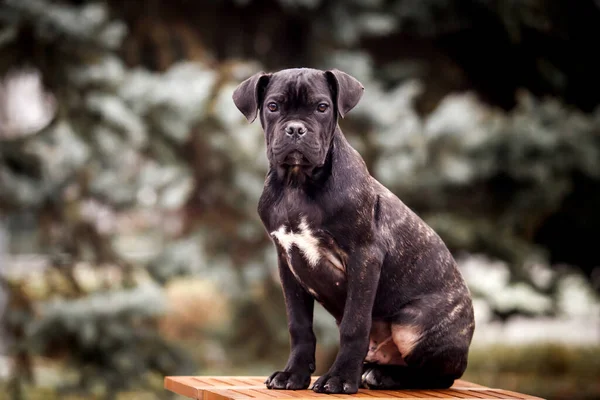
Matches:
[164,376,545,400]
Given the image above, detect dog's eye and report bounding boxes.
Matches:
[267,102,278,112]
[317,103,329,113]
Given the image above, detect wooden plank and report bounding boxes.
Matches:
[372,390,428,398]
[165,377,199,399]
[418,390,456,399]
[164,376,545,400]
[210,389,250,400]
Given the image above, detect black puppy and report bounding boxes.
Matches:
[232,68,475,394]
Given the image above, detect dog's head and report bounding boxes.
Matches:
[232,68,363,171]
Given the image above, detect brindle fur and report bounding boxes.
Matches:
[232,68,475,394]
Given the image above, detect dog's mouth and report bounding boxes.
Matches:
[282,150,312,167]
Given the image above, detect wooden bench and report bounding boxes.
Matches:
[164,376,545,400]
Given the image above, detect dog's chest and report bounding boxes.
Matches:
[270,216,348,314]
[271,221,321,267]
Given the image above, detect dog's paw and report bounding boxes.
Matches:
[361,367,394,389]
[265,371,311,390]
[312,372,359,394]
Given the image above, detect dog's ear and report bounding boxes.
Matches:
[325,69,364,118]
[232,71,271,123]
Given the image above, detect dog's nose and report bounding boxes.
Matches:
[285,122,307,136]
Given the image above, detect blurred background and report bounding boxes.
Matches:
[0,0,599,399]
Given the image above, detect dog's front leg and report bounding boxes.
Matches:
[266,251,316,390]
[312,247,383,394]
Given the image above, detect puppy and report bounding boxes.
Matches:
[232,68,475,394]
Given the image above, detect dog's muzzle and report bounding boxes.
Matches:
[283,150,311,166]
[285,122,307,137]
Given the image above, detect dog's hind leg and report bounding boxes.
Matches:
[361,339,468,390]
[361,364,455,390]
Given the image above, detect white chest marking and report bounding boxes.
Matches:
[271,217,322,268]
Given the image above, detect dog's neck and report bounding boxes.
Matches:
[276,147,334,189]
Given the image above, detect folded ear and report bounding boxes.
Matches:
[232,71,271,123]
[325,69,364,118]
